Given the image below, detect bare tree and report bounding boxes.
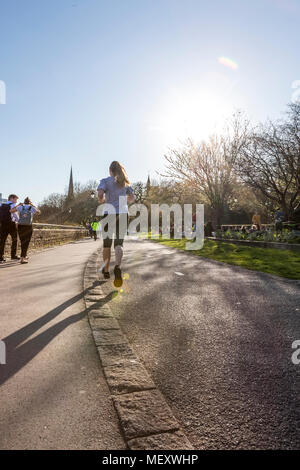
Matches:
[163,134,239,226]
[132,182,146,203]
[234,103,300,220]
[38,181,99,225]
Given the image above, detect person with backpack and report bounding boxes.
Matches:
[11,197,41,264]
[97,161,135,287]
[0,194,20,263]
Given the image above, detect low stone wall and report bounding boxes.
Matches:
[207,237,300,252]
[2,223,88,257]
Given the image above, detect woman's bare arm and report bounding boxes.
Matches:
[98,189,105,203]
[127,194,135,204]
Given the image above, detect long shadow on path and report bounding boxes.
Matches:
[0,282,113,386]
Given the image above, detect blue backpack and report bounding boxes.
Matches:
[18,205,33,225]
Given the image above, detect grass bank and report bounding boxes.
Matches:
[150,237,300,280]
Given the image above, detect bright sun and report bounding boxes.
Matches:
[152,89,234,145]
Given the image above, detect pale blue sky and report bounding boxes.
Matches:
[0,0,299,203]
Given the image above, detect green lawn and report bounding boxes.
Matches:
[150,237,300,280]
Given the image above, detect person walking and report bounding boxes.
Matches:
[0,194,20,263]
[274,208,285,232]
[252,212,261,231]
[91,219,99,241]
[97,161,135,287]
[11,197,40,264]
[87,222,93,238]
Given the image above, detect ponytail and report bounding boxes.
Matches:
[24,197,33,205]
[109,161,130,187]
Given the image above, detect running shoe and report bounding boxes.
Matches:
[102,267,110,279]
[114,265,123,288]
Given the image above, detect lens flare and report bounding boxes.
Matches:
[218,56,238,70]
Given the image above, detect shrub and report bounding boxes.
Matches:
[211,228,300,244]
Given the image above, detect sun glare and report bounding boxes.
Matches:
[151,89,234,145]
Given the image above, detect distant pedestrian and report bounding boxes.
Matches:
[274,208,284,232]
[97,161,135,287]
[204,221,214,237]
[11,197,41,264]
[87,222,93,238]
[91,220,99,240]
[0,194,20,263]
[252,212,261,231]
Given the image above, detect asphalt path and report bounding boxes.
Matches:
[101,237,300,450]
[0,239,125,450]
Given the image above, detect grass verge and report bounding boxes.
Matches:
[150,237,300,280]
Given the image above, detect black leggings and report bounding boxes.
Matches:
[101,214,128,248]
[18,225,33,258]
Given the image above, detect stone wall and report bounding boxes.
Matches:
[2,224,88,257]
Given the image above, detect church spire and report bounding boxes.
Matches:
[146,174,151,194]
[68,166,74,199]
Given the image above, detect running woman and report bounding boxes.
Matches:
[97,161,135,287]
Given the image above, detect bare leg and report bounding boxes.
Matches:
[103,247,111,271]
[113,245,123,287]
[115,245,123,267]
